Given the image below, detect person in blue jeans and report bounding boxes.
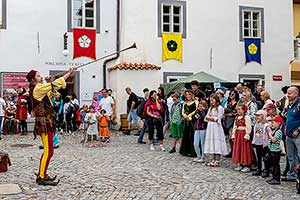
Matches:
[283,86,300,182]
[138,120,148,144]
[193,100,208,162]
[137,88,149,144]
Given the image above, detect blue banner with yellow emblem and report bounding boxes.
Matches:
[244,38,261,64]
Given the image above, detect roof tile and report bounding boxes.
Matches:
[108,62,161,72]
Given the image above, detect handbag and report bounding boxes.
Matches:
[280,140,286,155]
[263,151,272,162]
[222,116,235,129]
[0,152,11,173]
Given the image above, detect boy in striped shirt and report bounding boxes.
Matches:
[267,116,284,185]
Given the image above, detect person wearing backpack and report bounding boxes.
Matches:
[169,93,183,153]
[137,88,149,144]
[123,87,141,135]
[63,96,73,134]
[71,93,80,131]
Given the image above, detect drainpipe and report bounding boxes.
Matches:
[102,0,120,89]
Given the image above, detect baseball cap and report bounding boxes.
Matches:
[255,110,267,117]
[265,103,276,110]
[272,116,284,124]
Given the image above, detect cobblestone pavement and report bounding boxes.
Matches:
[0,131,299,200]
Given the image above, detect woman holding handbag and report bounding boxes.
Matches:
[144,90,165,151]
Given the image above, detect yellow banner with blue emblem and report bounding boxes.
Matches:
[162,33,182,62]
[245,38,261,64]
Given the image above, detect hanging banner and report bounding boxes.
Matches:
[73,28,96,60]
[162,33,183,62]
[244,38,261,64]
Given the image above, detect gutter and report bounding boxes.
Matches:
[102,0,120,88]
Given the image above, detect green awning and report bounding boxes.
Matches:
[161,71,231,95]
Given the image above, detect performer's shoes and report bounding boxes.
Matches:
[45,175,57,182]
[35,173,57,182]
[36,177,60,186]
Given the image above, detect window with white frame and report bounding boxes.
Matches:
[239,6,264,42]
[158,0,186,38]
[243,10,261,38]
[73,0,96,28]
[163,72,193,83]
[162,4,182,33]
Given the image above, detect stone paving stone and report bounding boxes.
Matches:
[0,132,299,199]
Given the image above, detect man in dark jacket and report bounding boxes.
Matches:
[191,80,206,100]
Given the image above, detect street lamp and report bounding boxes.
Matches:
[62,32,69,57]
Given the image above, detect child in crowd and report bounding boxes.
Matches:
[169,93,183,153]
[79,104,88,130]
[252,110,272,177]
[84,105,99,147]
[264,103,277,124]
[193,100,208,163]
[232,104,253,172]
[266,116,284,185]
[5,102,17,135]
[204,94,228,167]
[98,109,110,145]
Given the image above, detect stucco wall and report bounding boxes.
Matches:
[0,0,117,104]
[114,0,294,100]
[109,69,161,117]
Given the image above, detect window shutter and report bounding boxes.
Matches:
[1,0,7,29]
[96,0,100,33]
[67,0,99,33]
[67,0,72,32]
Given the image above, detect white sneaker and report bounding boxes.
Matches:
[234,166,243,171]
[150,144,155,151]
[241,167,251,173]
[160,145,166,152]
[199,158,205,163]
[193,157,200,162]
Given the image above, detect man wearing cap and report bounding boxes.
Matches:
[191,80,206,101]
[27,68,75,186]
[284,86,300,182]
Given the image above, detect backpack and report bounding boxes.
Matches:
[66,103,75,114]
[136,96,144,107]
[136,99,146,119]
[73,103,79,112]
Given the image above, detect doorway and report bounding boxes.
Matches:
[49,70,80,101]
[239,74,265,91]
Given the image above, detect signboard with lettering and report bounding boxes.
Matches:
[272,75,283,81]
[0,72,29,97]
[213,82,221,89]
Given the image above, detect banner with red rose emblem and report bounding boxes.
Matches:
[73,28,96,60]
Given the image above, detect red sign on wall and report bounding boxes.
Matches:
[1,72,29,95]
[272,75,283,81]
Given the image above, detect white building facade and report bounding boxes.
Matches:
[109,0,294,116]
[0,0,117,103]
[0,0,294,117]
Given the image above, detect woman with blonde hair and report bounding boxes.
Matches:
[180,90,198,157]
[260,91,273,109]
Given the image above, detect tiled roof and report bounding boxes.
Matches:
[108,62,161,72]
